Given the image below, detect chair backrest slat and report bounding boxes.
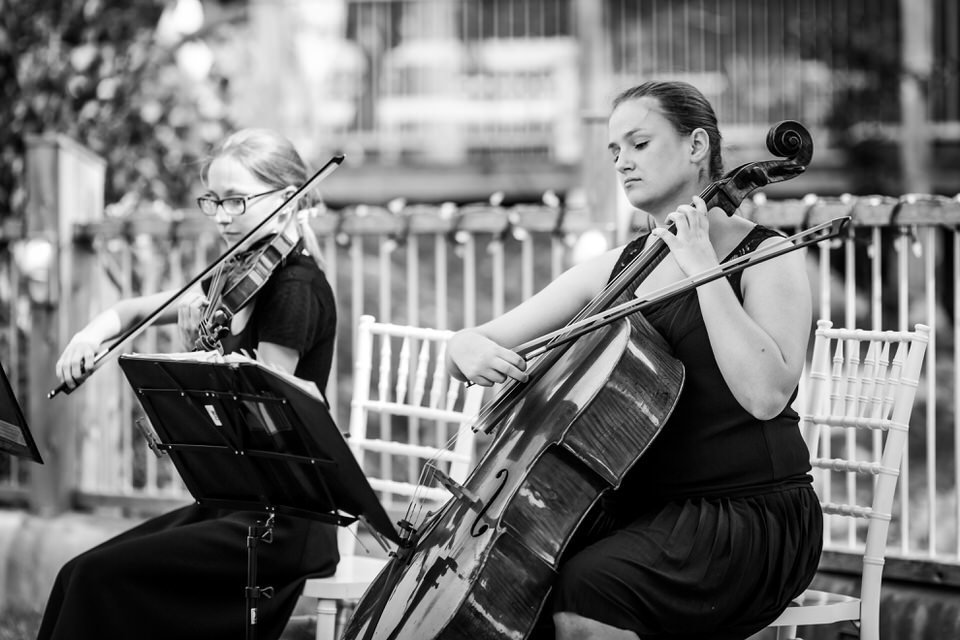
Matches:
[857,341,880,419]
[343,314,485,556]
[803,318,929,640]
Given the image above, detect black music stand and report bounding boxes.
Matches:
[0,360,42,463]
[117,353,400,640]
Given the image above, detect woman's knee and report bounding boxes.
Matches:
[554,612,640,640]
[555,545,621,603]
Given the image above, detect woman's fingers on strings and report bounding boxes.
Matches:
[650,226,676,247]
[178,292,207,327]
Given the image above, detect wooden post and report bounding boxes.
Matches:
[899,0,937,316]
[24,135,105,516]
[899,0,933,194]
[574,0,619,238]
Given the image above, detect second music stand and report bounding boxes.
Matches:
[118,352,400,640]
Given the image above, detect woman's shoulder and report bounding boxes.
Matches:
[271,253,328,284]
[723,221,786,259]
[737,223,808,284]
[263,253,335,304]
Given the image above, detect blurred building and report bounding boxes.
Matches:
[203,0,959,202]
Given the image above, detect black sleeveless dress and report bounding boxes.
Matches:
[549,226,823,640]
[38,252,340,640]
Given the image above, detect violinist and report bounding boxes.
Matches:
[39,128,339,640]
[446,80,823,640]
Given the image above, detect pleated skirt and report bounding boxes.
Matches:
[550,485,823,640]
[37,504,339,640]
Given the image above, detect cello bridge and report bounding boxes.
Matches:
[430,466,482,510]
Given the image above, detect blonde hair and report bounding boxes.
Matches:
[202,128,327,270]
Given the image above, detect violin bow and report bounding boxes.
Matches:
[48,154,344,399]
[515,216,850,361]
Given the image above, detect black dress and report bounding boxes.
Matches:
[37,252,340,640]
[549,226,823,640]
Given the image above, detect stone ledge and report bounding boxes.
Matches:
[0,509,138,614]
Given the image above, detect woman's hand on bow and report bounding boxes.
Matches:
[55,333,101,390]
[446,330,528,387]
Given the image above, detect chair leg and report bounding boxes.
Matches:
[775,625,798,640]
[315,598,338,640]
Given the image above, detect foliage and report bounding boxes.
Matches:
[0,0,234,220]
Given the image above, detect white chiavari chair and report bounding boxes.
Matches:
[767,319,929,640]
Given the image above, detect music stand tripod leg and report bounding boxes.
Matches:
[245,512,276,640]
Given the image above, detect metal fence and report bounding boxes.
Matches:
[2,193,960,565]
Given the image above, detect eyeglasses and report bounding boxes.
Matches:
[196,188,283,217]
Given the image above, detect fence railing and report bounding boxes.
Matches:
[1,193,959,566]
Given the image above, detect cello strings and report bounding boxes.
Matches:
[466,224,676,428]
[402,417,481,534]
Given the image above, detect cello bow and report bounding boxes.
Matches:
[516,216,849,361]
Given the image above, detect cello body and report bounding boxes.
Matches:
[343,311,684,640]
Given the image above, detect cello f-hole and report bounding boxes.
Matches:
[471,468,509,537]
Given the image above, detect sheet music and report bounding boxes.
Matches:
[126,349,325,403]
[117,350,400,540]
[0,418,26,447]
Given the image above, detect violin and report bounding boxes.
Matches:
[47,154,343,398]
[342,122,824,640]
[195,219,302,351]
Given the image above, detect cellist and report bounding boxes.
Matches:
[39,128,340,640]
[446,80,823,640]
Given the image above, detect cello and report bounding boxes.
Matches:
[343,122,818,640]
